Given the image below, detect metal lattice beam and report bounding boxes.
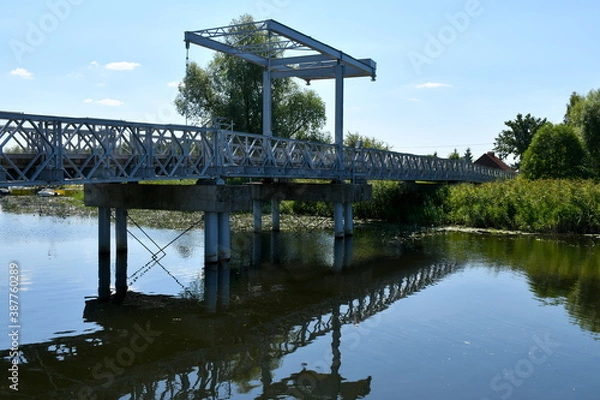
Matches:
[0,111,514,187]
[184,19,377,81]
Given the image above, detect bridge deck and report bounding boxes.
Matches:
[0,111,513,187]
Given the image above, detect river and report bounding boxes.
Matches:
[0,206,599,399]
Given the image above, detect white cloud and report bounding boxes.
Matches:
[10,68,33,80]
[89,61,99,68]
[97,98,124,106]
[84,98,124,106]
[105,61,141,71]
[415,82,452,89]
[167,81,180,88]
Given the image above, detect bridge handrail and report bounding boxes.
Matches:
[0,111,514,185]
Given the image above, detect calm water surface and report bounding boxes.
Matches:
[1,206,599,399]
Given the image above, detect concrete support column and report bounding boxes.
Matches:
[271,199,280,232]
[344,202,354,236]
[204,212,219,264]
[253,200,263,233]
[98,207,111,301]
[98,207,111,254]
[115,208,128,252]
[218,212,231,261]
[114,208,128,298]
[115,250,128,300]
[333,202,344,238]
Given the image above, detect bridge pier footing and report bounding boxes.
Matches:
[98,207,111,301]
[96,207,129,302]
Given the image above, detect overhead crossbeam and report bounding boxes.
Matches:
[185,18,377,153]
[184,19,377,81]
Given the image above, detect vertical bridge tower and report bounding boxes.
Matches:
[184,17,377,240]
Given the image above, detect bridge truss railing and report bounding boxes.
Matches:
[0,111,513,186]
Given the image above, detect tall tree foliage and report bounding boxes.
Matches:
[564,91,585,125]
[463,148,473,163]
[493,113,547,169]
[448,149,461,160]
[175,15,327,141]
[566,89,600,176]
[344,132,390,150]
[521,124,587,180]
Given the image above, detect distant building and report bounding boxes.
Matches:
[474,151,515,172]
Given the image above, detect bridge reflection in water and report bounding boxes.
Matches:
[1,233,462,399]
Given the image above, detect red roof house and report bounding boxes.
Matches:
[474,151,515,172]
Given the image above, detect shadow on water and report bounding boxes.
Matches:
[0,230,461,399]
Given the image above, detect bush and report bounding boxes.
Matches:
[354,181,447,226]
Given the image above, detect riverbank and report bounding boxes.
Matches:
[0,195,340,232]
[444,178,600,234]
[3,178,599,236]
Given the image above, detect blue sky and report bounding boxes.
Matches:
[2,0,599,158]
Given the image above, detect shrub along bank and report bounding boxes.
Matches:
[261,178,600,234]
[444,178,600,234]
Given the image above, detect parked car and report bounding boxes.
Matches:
[0,188,10,196]
[37,188,60,197]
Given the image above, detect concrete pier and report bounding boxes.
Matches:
[86,182,252,265]
[271,199,281,232]
[98,207,111,301]
[334,203,344,238]
[204,212,219,263]
[85,181,371,297]
[250,182,371,238]
[218,212,231,261]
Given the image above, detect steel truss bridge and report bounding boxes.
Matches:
[0,111,512,187]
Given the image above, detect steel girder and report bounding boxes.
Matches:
[184,19,377,82]
[0,111,513,187]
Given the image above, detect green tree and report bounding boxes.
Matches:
[493,113,547,169]
[521,123,587,179]
[463,147,473,163]
[175,14,327,141]
[564,91,585,126]
[580,99,600,175]
[344,132,390,150]
[565,89,600,176]
[448,148,460,160]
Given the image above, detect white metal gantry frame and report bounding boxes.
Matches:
[184,19,377,148]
